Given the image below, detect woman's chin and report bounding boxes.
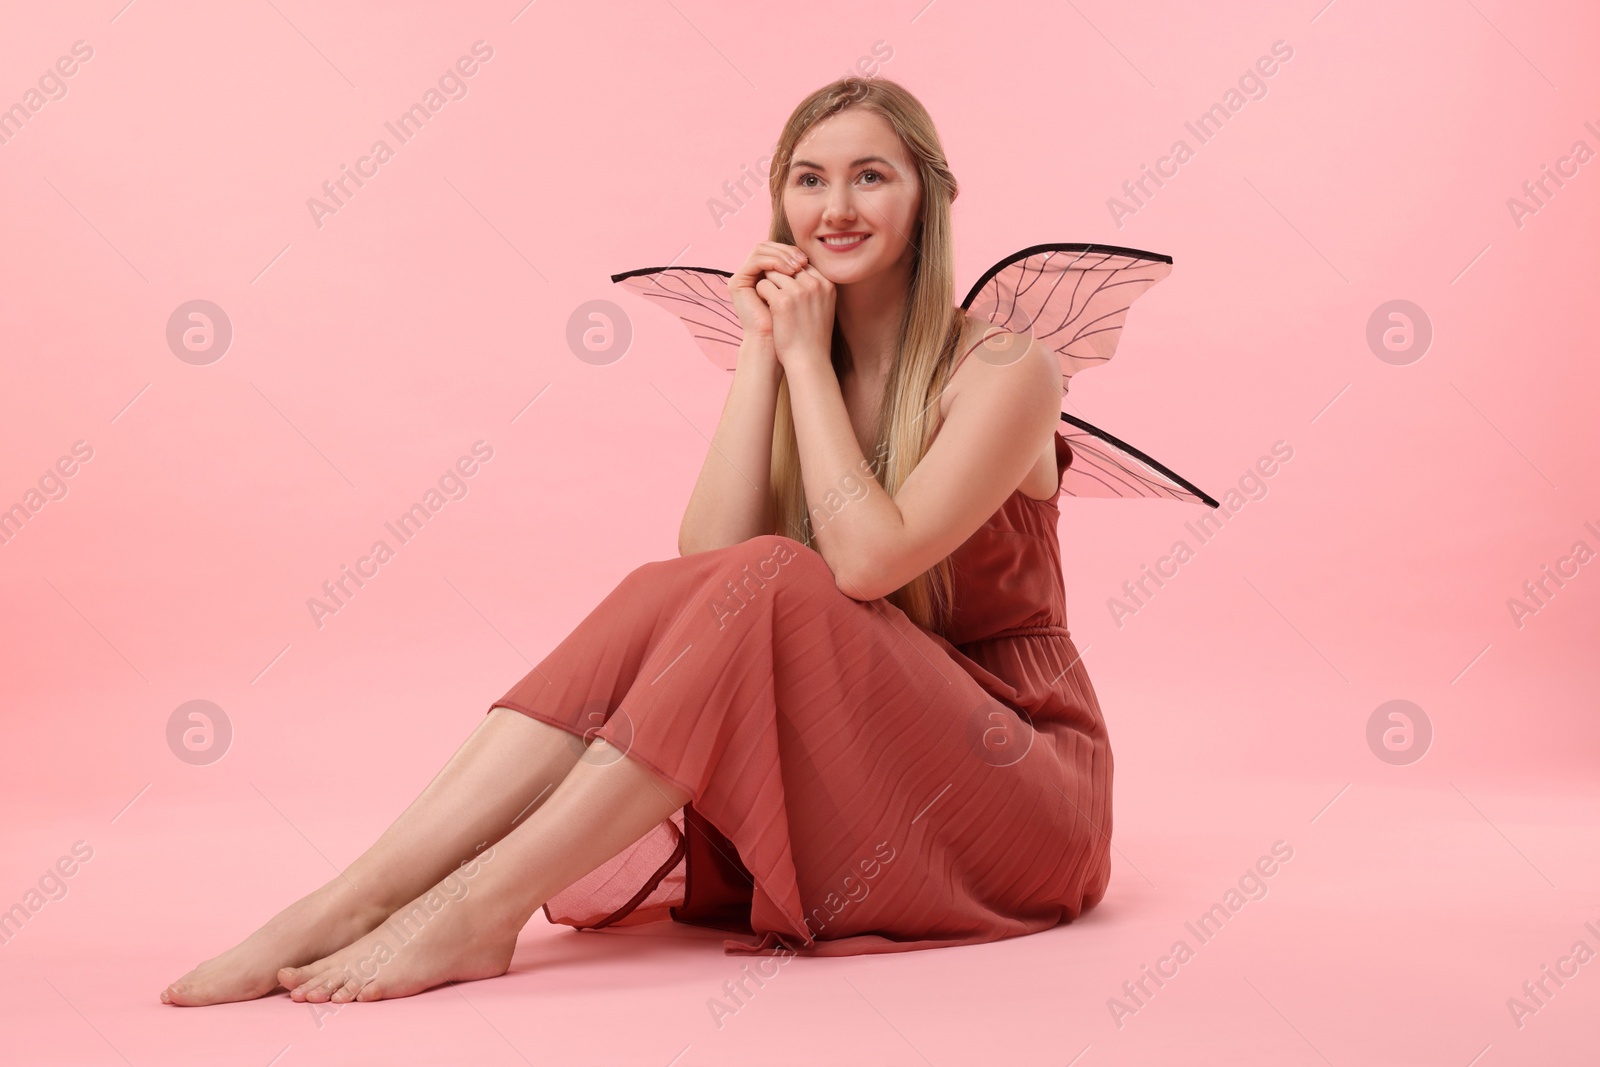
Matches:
[817,261,875,286]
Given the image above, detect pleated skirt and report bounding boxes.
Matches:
[487,534,1112,956]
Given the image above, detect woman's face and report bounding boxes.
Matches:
[782,108,922,286]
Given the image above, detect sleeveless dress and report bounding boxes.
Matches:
[486,428,1113,956]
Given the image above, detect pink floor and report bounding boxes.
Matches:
[4,671,1597,1066]
[4,0,1599,1063]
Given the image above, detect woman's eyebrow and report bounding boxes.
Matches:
[790,155,898,170]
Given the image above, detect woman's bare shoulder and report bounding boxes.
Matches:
[946,313,1038,391]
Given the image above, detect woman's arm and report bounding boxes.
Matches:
[783,329,1060,601]
[757,265,1059,601]
[677,336,783,556]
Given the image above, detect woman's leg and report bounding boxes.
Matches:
[161,708,584,1006]
[338,707,591,905]
[277,736,693,1004]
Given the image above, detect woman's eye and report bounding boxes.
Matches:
[797,170,883,188]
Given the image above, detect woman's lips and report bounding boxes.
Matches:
[819,233,869,252]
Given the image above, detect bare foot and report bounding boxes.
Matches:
[278,881,521,1004]
[160,880,393,1007]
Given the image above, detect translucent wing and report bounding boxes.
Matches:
[961,242,1174,391]
[612,246,1218,508]
[1059,413,1219,508]
[610,265,741,371]
[963,242,1217,508]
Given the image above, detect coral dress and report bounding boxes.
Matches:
[487,428,1112,956]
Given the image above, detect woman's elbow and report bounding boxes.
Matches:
[831,556,888,602]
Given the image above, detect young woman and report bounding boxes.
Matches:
[161,76,1111,1007]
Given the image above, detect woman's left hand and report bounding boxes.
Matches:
[755,264,835,371]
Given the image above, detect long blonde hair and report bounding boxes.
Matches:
[765,76,966,633]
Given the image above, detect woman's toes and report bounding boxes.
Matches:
[159,978,219,1008]
[330,975,364,1003]
[287,969,323,1001]
[305,969,348,1003]
[286,959,336,1001]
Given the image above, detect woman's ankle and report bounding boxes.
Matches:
[309,874,401,929]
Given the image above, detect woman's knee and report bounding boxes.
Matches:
[720,534,835,589]
[612,555,681,597]
[614,538,834,613]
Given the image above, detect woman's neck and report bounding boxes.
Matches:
[833,257,912,380]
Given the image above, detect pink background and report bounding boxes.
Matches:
[2,1,1597,1064]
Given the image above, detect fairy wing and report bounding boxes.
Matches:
[1058,413,1219,508]
[610,265,741,372]
[611,245,1217,508]
[613,244,1179,383]
[961,242,1217,508]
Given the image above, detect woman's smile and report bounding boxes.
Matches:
[819,232,871,251]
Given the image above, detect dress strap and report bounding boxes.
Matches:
[1055,429,1072,478]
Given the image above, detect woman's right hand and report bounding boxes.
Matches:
[727,241,808,343]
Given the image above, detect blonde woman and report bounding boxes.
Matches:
[163,76,1113,1006]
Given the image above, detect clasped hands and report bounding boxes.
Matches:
[755,259,835,373]
[726,240,836,374]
